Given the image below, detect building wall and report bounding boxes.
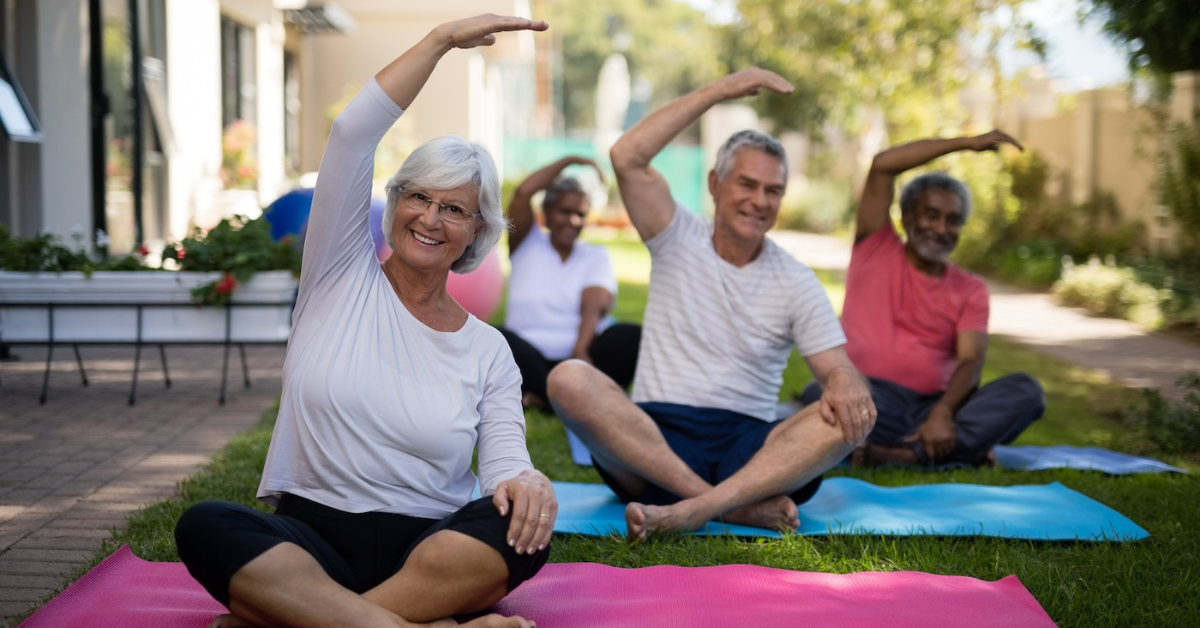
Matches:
[165,0,222,240]
[2,0,535,248]
[1022,115,1074,206]
[1010,76,1200,253]
[1096,107,1156,221]
[300,1,533,181]
[34,0,92,239]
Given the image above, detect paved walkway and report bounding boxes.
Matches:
[768,231,1200,400]
[0,344,285,626]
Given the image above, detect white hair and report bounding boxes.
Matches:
[713,129,789,183]
[382,135,507,273]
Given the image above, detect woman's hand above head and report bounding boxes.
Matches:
[376,14,548,111]
[492,469,557,557]
[569,156,607,185]
[509,155,602,253]
[434,14,548,51]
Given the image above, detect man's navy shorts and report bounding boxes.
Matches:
[593,401,823,506]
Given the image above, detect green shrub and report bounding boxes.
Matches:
[954,149,1146,289]
[1053,257,1166,328]
[991,240,1063,289]
[0,224,152,273]
[162,215,301,305]
[1123,373,1200,457]
[1159,119,1200,266]
[776,179,854,233]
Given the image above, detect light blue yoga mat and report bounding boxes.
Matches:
[993,445,1187,475]
[552,478,1148,541]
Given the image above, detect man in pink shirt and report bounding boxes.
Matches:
[803,130,1044,466]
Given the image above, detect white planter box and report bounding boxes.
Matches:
[0,270,297,343]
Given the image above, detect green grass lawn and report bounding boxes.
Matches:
[32,233,1200,628]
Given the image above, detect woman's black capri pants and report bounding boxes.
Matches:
[174,494,549,609]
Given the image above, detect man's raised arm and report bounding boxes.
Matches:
[856,130,1022,242]
[610,68,793,241]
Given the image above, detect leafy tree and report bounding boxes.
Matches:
[720,0,1039,137]
[1088,0,1200,74]
[542,0,723,131]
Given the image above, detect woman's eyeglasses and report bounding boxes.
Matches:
[401,190,481,224]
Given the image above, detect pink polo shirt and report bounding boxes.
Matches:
[841,228,989,395]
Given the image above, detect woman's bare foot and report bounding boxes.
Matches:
[207,615,264,628]
[719,495,800,532]
[625,501,706,540]
[850,442,919,467]
[520,391,549,411]
[457,613,536,628]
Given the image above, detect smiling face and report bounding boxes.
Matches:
[902,187,964,267]
[544,191,589,253]
[709,148,787,251]
[390,183,481,275]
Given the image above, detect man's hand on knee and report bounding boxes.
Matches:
[819,367,877,444]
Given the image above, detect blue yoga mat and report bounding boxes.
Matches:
[993,445,1187,475]
[552,478,1148,541]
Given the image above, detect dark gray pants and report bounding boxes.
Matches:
[801,373,1045,465]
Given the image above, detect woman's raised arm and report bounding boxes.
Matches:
[375,14,547,109]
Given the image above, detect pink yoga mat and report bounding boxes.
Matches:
[19,546,1057,628]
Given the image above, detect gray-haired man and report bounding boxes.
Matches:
[802,131,1045,467]
[546,69,876,539]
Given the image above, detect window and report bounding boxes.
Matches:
[0,50,41,143]
[283,50,300,176]
[220,16,257,191]
[91,0,168,254]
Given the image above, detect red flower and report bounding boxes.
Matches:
[280,235,295,246]
[214,273,237,295]
[136,244,150,256]
[176,248,186,259]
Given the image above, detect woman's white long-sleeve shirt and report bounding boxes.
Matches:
[257,78,532,519]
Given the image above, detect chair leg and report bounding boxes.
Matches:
[240,344,251,388]
[129,342,142,406]
[159,344,171,388]
[219,341,231,406]
[39,345,53,405]
[73,344,89,387]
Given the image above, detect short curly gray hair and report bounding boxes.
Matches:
[543,177,587,212]
[899,172,972,222]
[382,135,507,273]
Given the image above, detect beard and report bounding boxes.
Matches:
[909,230,956,263]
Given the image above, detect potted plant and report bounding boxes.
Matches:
[0,216,300,343]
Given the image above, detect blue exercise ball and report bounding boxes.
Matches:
[265,188,315,242]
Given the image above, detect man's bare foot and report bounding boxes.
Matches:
[625,501,706,540]
[719,495,800,532]
[851,442,919,467]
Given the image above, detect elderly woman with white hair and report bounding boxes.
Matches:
[174,15,553,628]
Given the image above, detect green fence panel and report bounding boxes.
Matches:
[503,137,706,214]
